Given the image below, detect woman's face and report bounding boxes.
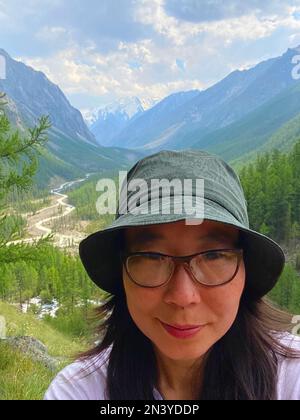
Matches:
[122,220,246,362]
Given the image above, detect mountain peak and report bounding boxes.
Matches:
[85,95,158,146]
[0,49,98,146]
[83,96,158,128]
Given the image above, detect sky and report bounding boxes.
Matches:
[1,0,300,113]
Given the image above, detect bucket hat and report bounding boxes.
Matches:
[79,149,285,299]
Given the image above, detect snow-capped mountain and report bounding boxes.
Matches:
[84,96,158,146]
[110,45,300,159]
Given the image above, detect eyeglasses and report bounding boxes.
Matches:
[120,248,244,288]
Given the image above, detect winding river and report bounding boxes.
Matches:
[7,174,91,247]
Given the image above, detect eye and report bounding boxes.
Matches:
[145,253,167,262]
[203,251,226,260]
[146,254,161,260]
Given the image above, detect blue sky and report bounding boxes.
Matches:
[1,0,300,112]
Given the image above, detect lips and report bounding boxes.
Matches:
[165,323,202,330]
[160,321,205,339]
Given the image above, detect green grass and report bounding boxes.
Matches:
[0,301,88,357]
[0,342,56,400]
[0,301,89,400]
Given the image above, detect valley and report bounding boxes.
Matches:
[7,175,92,251]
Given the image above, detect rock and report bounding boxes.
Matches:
[1,336,61,372]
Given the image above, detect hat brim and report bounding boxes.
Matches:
[79,200,285,299]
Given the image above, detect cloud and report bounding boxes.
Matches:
[164,0,300,23]
[3,0,300,112]
[35,26,69,42]
[19,42,204,110]
[0,0,155,56]
[46,0,155,51]
[134,0,296,47]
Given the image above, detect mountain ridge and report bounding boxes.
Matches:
[108,46,300,155]
[0,49,144,187]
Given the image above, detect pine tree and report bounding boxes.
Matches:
[0,94,51,246]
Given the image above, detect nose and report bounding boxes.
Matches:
[163,261,202,308]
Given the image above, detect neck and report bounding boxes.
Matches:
[154,348,205,400]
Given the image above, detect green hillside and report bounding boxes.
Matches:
[191,81,300,162]
[35,129,143,189]
[34,147,84,189]
[232,111,300,169]
[5,109,144,190]
[0,301,87,400]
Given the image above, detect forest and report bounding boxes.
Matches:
[239,141,300,314]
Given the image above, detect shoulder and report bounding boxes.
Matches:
[44,346,112,400]
[276,333,300,401]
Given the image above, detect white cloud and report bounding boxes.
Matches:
[134,0,299,50]
[117,39,158,65]
[135,0,201,46]
[19,41,205,107]
[201,14,278,43]
[6,0,300,110]
[21,49,121,95]
[36,26,69,42]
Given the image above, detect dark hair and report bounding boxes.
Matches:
[78,230,300,400]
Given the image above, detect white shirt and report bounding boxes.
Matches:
[44,333,300,400]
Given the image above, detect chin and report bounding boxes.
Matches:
[157,342,211,362]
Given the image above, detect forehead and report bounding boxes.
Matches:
[124,220,239,245]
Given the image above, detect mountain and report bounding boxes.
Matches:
[84,96,158,147]
[0,49,143,187]
[110,46,300,154]
[0,49,98,146]
[191,80,300,163]
[110,90,201,150]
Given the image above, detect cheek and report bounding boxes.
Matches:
[122,270,161,332]
[206,262,246,331]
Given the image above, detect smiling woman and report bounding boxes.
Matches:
[121,220,246,400]
[44,149,300,400]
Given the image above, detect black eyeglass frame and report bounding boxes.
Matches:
[120,248,244,288]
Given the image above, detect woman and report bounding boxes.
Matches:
[44,149,300,400]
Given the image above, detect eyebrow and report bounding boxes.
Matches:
[129,231,236,246]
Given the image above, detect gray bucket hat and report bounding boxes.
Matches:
[79,149,285,299]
